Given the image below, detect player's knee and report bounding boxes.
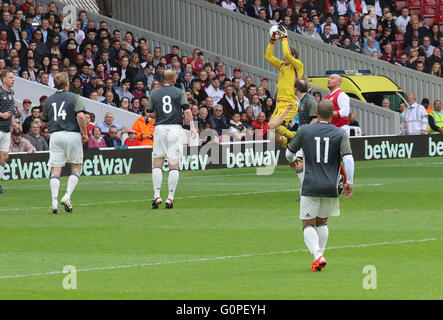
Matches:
[316,218,328,226]
[0,153,9,163]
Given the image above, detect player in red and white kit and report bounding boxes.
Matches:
[324,74,350,132]
[324,74,350,188]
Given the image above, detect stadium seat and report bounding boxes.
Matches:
[421,7,436,16]
[407,0,422,8]
[421,0,437,6]
[396,1,407,11]
[423,16,436,27]
[409,8,421,16]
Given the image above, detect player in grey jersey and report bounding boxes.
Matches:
[0,70,15,194]
[292,79,318,185]
[146,70,196,209]
[286,100,354,272]
[41,72,88,214]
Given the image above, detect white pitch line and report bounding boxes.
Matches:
[0,238,439,280]
[0,189,301,212]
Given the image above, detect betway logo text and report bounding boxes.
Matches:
[226,148,280,168]
[365,140,414,160]
[1,155,133,180]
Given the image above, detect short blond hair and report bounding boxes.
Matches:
[53,72,70,90]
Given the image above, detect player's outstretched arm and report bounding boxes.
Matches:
[265,30,283,70]
[281,37,304,77]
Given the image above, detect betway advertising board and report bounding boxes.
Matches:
[2,135,443,180]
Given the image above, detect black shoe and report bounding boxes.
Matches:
[165,198,174,209]
[152,197,162,209]
[0,186,4,194]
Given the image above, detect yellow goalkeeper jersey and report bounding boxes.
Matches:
[265,38,304,104]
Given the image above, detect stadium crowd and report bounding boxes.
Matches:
[210,0,443,76]
[2,0,443,155]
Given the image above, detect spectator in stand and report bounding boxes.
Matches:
[251,112,269,139]
[401,93,428,135]
[209,104,229,136]
[229,112,247,141]
[87,126,107,149]
[218,85,241,120]
[191,78,208,105]
[362,37,380,58]
[129,98,143,115]
[247,94,263,121]
[320,24,332,44]
[198,106,209,128]
[131,80,147,100]
[430,63,442,78]
[396,7,410,36]
[247,0,264,19]
[124,129,140,147]
[236,88,249,112]
[19,99,32,124]
[9,129,35,153]
[303,22,322,41]
[96,112,126,136]
[104,125,123,149]
[22,106,41,134]
[23,121,48,151]
[235,0,247,15]
[381,98,390,110]
[115,78,134,101]
[205,76,224,107]
[420,36,436,59]
[380,43,396,64]
[131,108,155,147]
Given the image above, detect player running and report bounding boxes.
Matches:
[0,70,15,194]
[286,100,354,272]
[147,70,196,209]
[41,72,88,214]
[265,25,304,148]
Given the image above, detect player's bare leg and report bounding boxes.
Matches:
[152,158,164,209]
[0,151,9,194]
[302,219,327,272]
[165,159,180,209]
[60,164,82,213]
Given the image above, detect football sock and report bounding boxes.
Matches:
[50,175,60,203]
[276,125,295,140]
[66,172,80,198]
[168,169,179,200]
[0,162,5,180]
[316,224,329,256]
[152,167,162,199]
[303,225,322,261]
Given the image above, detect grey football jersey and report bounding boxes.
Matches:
[298,94,318,127]
[41,91,85,134]
[288,122,352,197]
[146,85,189,126]
[0,87,15,133]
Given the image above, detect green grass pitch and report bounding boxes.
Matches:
[0,157,442,300]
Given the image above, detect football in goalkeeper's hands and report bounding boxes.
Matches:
[269,25,282,40]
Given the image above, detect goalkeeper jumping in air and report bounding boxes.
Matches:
[265,25,304,148]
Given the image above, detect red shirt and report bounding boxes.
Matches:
[86,124,95,137]
[324,89,350,128]
[124,138,140,147]
[251,120,269,138]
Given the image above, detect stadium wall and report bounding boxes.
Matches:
[105,0,443,104]
[12,77,139,130]
[35,0,399,136]
[4,135,443,180]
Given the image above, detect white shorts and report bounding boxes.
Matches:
[0,131,10,153]
[48,131,83,168]
[300,196,340,220]
[152,125,183,160]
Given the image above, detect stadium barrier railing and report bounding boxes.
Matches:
[34,0,400,136]
[4,134,443,181]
